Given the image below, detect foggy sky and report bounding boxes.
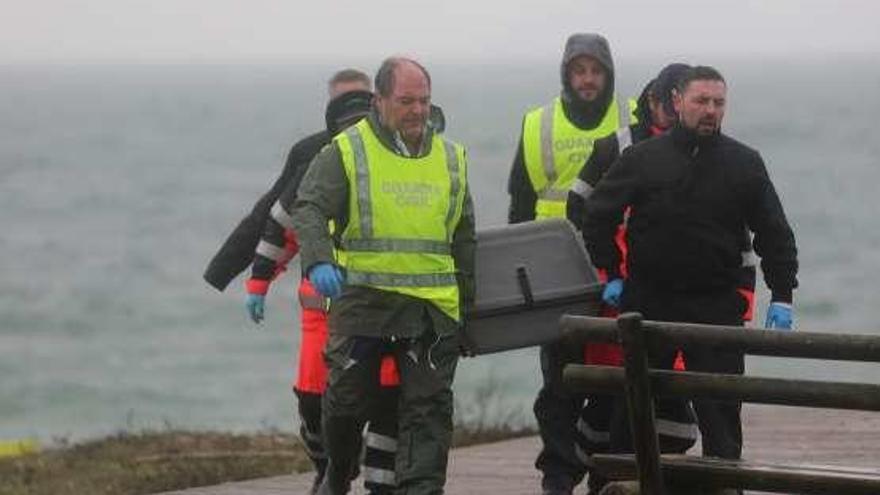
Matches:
[3,0,879,65]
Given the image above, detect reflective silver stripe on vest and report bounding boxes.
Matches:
[656,418,699,440]
[365,432,398,452]
[299,293,326,310]
[347,271,457,287]
[742,249,757,267]
[539,103,557,186]
[619,97,630,128]
[570,178,593,200]
[362,466,396,485]
[346,127,373,238]
[270,201,296,231]
[542,188,569,201]
[616,126,633,151]
[443,141,461,238]
[343,238,451,254]
[255,240,286,262]
[347,127,459,243]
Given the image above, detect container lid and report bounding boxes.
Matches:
[470,218,600,317]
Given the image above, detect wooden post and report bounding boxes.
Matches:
[618,312,665,495]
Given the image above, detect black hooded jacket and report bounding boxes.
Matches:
[202,90,374,291]
[507,33,616,223]
[582,124,798,302]
[565,80,654,231]
[202,130,330,291]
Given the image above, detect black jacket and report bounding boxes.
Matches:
[582,125,798,302]
[565,124,653,230]
[202,130,329,291]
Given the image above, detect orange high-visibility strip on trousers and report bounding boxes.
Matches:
[294,278,400,392]
[295,278,329,393]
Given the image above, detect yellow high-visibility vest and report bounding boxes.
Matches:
[334,120,467,321]
[522,96,620,219]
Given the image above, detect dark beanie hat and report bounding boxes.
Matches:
[325,89,373,135]
[652,63,691,116]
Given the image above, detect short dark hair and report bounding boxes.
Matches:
[328,69,371,90]
[374,57,431,97]
[676,65,726,93]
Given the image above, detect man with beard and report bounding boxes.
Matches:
[566,63,701,495]
[582,66,798,483]
[506,33,622,495]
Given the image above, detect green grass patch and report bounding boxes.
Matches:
[0,430,311,495]
[0,422,534,495]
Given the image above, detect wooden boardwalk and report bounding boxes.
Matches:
[158,405,880,494]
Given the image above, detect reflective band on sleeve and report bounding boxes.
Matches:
[443,141,461,237]
[576,417,611,443]
[616,126,633,151]
[347,271,458,287]
[346,127,373,238]
[300,429,326,459]
[302,428,322,443]
[363,467,396,485]
[302,441,326,459]
[270,201,296,231]
[343,238,451,254]
[570,178,593,200]
[255,240,286,262]
[539,103,556,184]
[620,98,632,128]
[574,443,590,466]
[741,250,757,267]
[656,418,699,440]
[365,432,398,452]
[245,278,270,295]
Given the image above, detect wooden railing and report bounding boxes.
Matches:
[560,313,880,495]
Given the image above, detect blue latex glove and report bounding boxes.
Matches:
[245,293,265,323]
[309,263,345,299]
[765,302,793,330]
[602,278,624,308]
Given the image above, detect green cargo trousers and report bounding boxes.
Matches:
[321,329,459,495]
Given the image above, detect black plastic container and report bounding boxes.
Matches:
[463,218,603,355]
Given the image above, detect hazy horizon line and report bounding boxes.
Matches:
[1,49,876,69]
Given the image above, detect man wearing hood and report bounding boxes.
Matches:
[506,33,622,495]
[582,66,798,476]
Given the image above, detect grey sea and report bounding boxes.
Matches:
[2,57,879,443]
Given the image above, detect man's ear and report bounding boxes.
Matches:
[672,88,683,115]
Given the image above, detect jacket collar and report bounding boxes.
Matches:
[366,110,433,158]
[671,122,721,155]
